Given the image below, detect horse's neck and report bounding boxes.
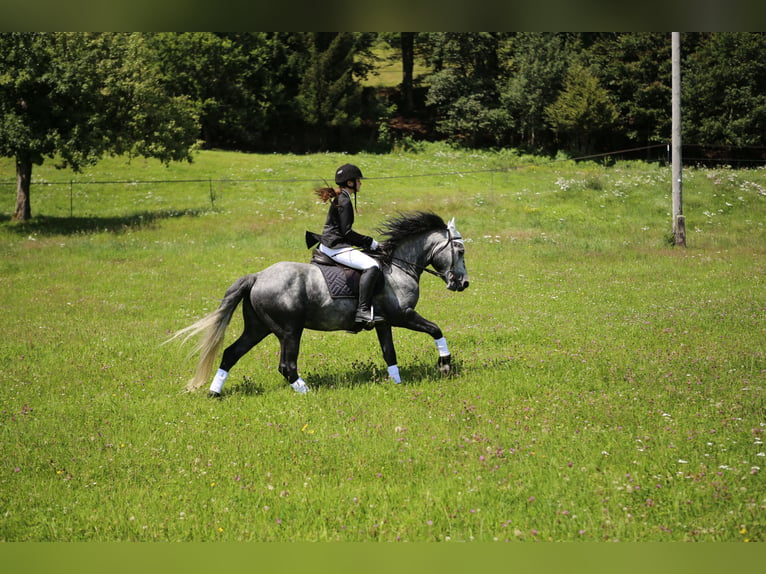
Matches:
[390,232,440,275]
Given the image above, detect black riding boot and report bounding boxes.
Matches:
[354,266,381,330]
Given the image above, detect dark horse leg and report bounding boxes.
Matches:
[375,323,401,383]
[209,300,270,397]
[394,307,452,376]
[276,326,308,393]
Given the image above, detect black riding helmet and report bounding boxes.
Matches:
[335,163,364,186]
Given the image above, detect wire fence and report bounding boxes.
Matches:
[2,143,764,219]
[1,178,283,219]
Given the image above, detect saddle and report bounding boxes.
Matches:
[309,248,361,298]
[305,230,385,300]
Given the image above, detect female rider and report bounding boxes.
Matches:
[314,164,381,331]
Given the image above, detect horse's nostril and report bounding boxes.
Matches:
[463,280,470,289]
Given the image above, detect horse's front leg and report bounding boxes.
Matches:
[375,323,401,383]
[397,308,452,377]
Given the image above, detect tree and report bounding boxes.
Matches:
[544,63,619,157]
[588,33,671,151]
[500,33,579,152]
[295,32,377,149]
[423,32,509,147]
[148,32,295,151]
[149,33,247,149]
[400,32,416,114]
[0,32,199,221]
[683,32,766,149]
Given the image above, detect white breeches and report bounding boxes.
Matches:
[319,244,379,271]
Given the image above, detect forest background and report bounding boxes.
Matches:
[4,32,765,221]
[3,32,766,159]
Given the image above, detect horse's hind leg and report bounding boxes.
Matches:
[277,328,309,393]
[209,305,270,397]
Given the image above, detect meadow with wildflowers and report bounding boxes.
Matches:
[0,147,763,542]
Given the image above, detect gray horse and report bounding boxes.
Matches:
[170,211,469,395]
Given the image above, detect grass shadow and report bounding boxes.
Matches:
[186,356,463,399]
[224,376,267,397]
[0,208,209,236]
[297,358,460,391]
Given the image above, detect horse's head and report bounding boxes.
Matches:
[379,212,469,291]
[433,218,469,292]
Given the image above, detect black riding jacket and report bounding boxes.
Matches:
[320,190,375,249]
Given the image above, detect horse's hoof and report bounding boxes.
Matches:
[437,355,452,376]
[291,380,310,394]
[208,391,222,399]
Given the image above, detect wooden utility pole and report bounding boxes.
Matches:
[671,32,686,247]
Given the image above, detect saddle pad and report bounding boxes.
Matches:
[314,263,360,298]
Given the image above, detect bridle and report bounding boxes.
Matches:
[388,227,463,282]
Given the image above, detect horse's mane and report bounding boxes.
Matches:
[377,211,446,263]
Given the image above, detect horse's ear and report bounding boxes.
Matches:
[447,217,461,238]
[447,217,464,242]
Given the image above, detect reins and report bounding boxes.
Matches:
[388,255,443,278]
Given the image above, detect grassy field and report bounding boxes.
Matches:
[0,147,764,543]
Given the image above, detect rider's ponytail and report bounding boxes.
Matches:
[314,186,336,202]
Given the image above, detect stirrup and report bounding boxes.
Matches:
[354,319,375,331]
[354,305,375,330]
[353,316,375,331]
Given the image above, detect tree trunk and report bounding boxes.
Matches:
[13,158,32,221]
[400,32,415,114]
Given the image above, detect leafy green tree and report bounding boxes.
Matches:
[149,32,382,153]
[148,32,300,151]
[149,33,247,149]
[544,63,619,157]
[295,32,378,149]
[422,32,509,147]
[0,32,199,221]
[500,33,579,152]
[683,32,766,148]
[588,33,671,150]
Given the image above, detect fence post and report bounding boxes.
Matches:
[70,180,74,217]
[209,179,215,209]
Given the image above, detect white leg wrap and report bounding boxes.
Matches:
[210,368,228,394]
[435,337,450,357]
[387,364,401,384]
[291,378,310,394]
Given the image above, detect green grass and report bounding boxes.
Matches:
[0,148,764,541]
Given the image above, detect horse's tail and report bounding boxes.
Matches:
[166,274,257,392]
